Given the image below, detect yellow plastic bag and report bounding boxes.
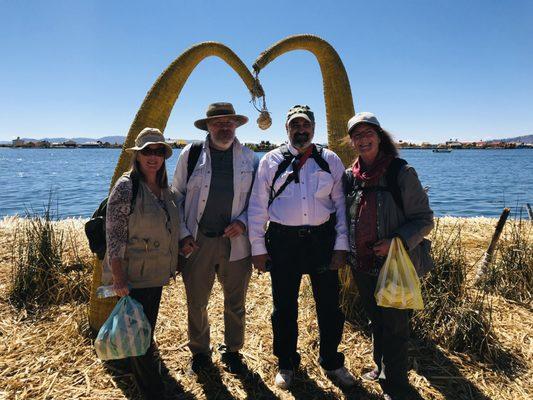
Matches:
[374,237,424,310]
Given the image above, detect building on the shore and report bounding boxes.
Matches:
[19,140,51,148]
[79,141,102,148]
[36,140,51,148]
[446,139,463,148]
[64,140,77,148]
[12,137,25,147]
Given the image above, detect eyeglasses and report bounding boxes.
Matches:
[289,120,313,129]
[139,147,166,157]
[210,119,237,128]
[351,129,378,141]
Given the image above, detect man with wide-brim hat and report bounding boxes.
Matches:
[193,102,248,131]
[172,102,255,376]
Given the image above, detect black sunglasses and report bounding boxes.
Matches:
[140,147,166,157]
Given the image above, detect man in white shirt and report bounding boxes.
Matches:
[247,105,356,389]
[172,102,255,376]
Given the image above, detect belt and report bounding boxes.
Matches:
[198,227,225,238]
[269,221,330,238]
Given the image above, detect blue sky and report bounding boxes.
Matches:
[1,0,532,144]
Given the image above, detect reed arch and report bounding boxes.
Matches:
[89,42,264,330]
[254,34,355,166]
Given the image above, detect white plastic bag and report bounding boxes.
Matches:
[95,296,152,360]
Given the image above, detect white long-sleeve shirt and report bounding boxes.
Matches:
[247,143,349,256]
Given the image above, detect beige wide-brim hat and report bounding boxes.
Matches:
[125,127,173,159]
[194,102,248,131]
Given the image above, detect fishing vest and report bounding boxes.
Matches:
[116,181,180,288]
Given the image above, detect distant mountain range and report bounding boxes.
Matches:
[1,134,531,145]
[1,136,191,145]
[489,134,533,144]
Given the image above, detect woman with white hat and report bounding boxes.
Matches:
[103,127,180,399]
[343,113,434,400]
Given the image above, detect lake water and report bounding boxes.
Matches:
[0,147,531,218]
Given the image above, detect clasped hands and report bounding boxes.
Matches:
[179,220,246,256]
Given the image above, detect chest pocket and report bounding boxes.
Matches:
[312,170,334,198]
[187,168,204,191]
[272,170,294,198]
[240,169,254,193]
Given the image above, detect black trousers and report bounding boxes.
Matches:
[354,271,410,395]
[128,287,164,397]
[267,224,345,371]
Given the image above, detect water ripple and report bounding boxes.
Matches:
[0,148,531,218]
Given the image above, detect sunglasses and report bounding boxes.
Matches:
[140,147,166,157]
[289,120,312,129]
[351,129,378,141]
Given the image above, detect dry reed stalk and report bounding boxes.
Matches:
[477,218,532,304]
[0,217,531,400]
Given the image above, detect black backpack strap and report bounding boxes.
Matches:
[268,144,333,208]
[271,144,294,186]
[268,145,294,207]
[123,171,141,214]
[384,158,408,212]
[311,145,331,174]
[186,142,203,183]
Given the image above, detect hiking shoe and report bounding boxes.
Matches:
[274,369,294,390]
[188,353,212,375]
[220,350,246,375]
[362,368,380,382]
[383,394,407,400]
[325,366,357,388]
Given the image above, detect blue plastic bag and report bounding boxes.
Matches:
[95,296,152,360]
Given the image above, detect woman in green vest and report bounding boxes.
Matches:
[104,127,180,400]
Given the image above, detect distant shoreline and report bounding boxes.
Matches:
[1,144,531,150]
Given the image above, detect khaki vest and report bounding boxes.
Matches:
[103,181,180,288]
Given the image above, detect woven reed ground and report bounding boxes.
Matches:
[0,217,531,400]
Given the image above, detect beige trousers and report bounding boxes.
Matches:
[181,231,252,355]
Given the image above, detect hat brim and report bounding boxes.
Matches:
[347,120,381,136]
[287,113,313,125]
[126,141,173,159]
[194,114,248,131]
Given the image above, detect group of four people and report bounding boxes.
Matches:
[103,102,433,400]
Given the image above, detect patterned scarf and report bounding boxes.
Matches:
[351,153,394,273]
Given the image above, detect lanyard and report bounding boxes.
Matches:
[292,145,313,183]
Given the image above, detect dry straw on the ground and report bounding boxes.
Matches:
[0,216,531,400]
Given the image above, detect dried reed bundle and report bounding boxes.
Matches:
[7,210,91,311]
[1,216,531,400]
[478,218,532,304]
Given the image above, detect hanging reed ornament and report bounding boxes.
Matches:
[251,72,272,130]
[257,111,272,130]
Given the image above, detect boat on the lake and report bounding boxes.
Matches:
[433,148,452,153]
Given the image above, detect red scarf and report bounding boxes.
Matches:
[351,154,394,272]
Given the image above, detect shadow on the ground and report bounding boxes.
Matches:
[102,359,143,399]
[338,381,383,400]
[410,338,493,400]
[161,358,195,400]
[289,368,338,400]
[102,357,195,400]
[287,367,381,400]
[234,363,280,399]
[194,362,236,400]
[487,340,527,379]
